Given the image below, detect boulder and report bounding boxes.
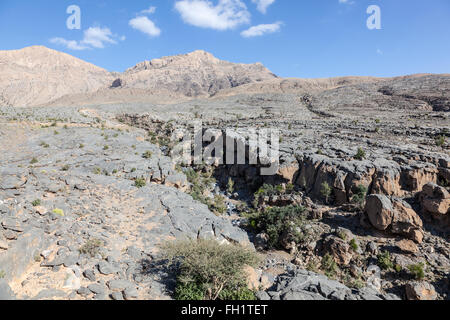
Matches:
[365,195,423,243]
[405,281,437,300]
[365,194,394,230]
[323,235,353,266]
[396,239,419,254]
[420,183,450,221]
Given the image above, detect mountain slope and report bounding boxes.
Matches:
[116,50,278,97]
[0,46,113,107]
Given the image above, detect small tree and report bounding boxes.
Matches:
[227,178,235,194]
[321,182,332,204]
[351,184,368,207]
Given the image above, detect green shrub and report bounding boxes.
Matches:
[408,263,425,280]
[354,147,366,160]
[61,164,70,171]
[134,178,146,188]
[377,251,394,270]
[435,135,446,147]
[161,239,259,300]
[211,195,227,215]
[321,253,338,279]
[320,182,332,204]
[351,185,368,206]
[30,157,38,164]
[32,199,41,207]
[227,178,235,194]
[349,238,359,251]
[142,151,153,159]
[253,183,295,206]
[0,270,5,279]
[248,205,307,249]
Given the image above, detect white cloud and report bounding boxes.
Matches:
[49,37,88,51]
[339,0,355,4]
[141,6,157,14]
[129,16,161,37]
[251,0,275,14]
[174,0,250,31]
[82,27,118,48]
[50,26,124,50]
[240,21,282,37]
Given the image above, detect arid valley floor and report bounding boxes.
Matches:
[0,46,448,300]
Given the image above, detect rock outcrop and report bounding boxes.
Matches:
[365,195,424,243]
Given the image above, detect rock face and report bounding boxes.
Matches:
[262,269,399,301]
[121,50,278,97]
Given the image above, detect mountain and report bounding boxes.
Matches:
[0,46,113,107]
[0,46,278,107]
[116,50,278,97]
[0,46,449,109]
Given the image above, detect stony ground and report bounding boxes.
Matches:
[0,91,448,300]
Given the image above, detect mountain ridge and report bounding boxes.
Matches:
[1,46,448,108]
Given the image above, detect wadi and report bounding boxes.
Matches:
[0,46,448,301]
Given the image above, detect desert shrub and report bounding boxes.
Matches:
[211,195,227,215]
[134,178,146,188]
[227,178,235,194]
[31,199,41,207]
[354,147,366,160]
[79,239,103,257]
[39,141,50,148]
[253,183,295,207]
[377,251,394,270]
[61,164,70,171]
[161,239,259,300]
[351,184,368,206]
[30,157,38,164]
[321,253,338,278]
[248,205,307,249]
[0,270,5,279]
[142,151,153,159]
[349,238,359,251]
[435,135,446,147]
[320,182,332,204]
[185,168,223,213]
[408,263,425,280]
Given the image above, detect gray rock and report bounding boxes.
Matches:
[88,283,107,295]
[0,280,16,300]
[83,269,96,282]
[111,291,124,300]
[107,279,135,292]
[123,287,139,300]
[97,261,117,275]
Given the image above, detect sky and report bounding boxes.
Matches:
[0,0,449,78]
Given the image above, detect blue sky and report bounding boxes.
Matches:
[0,0,449,78]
